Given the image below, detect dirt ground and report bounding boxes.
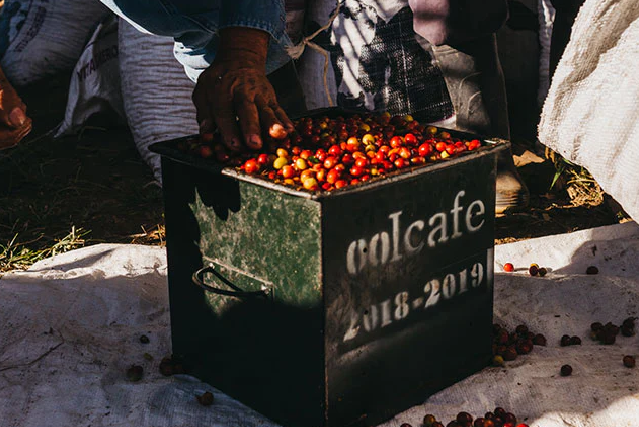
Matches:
[0,75,625,272]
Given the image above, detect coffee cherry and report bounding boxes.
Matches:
[621,326,635,337]
[622,317,636,330]
[493,355,505,366]
[533,333,547,346]
[591,322,603,332]
[159,357,174,376]
[515,324,528,335]
[257,153,270,165]
[560,364,573,376]
[560,335,571,347]
[281,165,296,179]
[538,267,547,277]
[623,355,636,368]
[418,142,433,157]
[502,262,514,272]
[528,264,539,276]
[139,334,150,344]
[601,332,617,345]
[503,346,518,361]
[273,156,288,169]
[473,419,485,427]
[197,391,215,406]
[243,158,260,174]
[445,421,460,427]
[586,265,599,275]
[199,145,214,159]
[432,423,445,427]
[400,424,412,427]
[423,414,437,427]
[606,322,620,333]
[516,341,533,355]
[494,407,506,418]
[515,424,530,427]
[569,336,582,345]
[496,329,509,345]
[456,411,473,424]
[302,177,319,191]
[126,365,144,382]
[503,412,516,424]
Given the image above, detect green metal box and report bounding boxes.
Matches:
[151,118,507,427]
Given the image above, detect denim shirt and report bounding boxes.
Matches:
[100,0,292,81]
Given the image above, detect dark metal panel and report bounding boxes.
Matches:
[322,154,497,426]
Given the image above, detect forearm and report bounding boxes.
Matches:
[218,27,269,69]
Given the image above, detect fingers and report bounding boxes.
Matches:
[255,98,285,141]
[215,112,242,152]
[193,78,242,152]
[0,116,32,150]
[192,82,213,132]
[273,105,295,133]
[0,98,28,129]
[236,99,262,149]
[0,76,28,129]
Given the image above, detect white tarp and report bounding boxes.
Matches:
[2,222,639,427]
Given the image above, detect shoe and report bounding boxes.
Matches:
[495,152,529,215]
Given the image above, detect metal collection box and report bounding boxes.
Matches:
[151,111,507,427]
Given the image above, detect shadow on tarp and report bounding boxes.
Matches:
[552,221,639,278]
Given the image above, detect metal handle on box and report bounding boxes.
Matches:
[191,265,271,300]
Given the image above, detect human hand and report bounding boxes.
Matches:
[0,67,31,150]
[192,27,294,152]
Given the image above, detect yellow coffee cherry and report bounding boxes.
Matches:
[273,156,288,169]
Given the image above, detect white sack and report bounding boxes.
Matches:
[118,19,198,184]
[538,0,639,220]
[0,0,111,86]
[55,16,124,137]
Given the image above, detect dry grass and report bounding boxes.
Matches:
[0,226,89,273]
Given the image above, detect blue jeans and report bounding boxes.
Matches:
[99,0,292,81]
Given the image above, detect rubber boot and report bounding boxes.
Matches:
[431,35,529,215]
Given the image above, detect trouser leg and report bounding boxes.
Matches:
[430,34,509,139]
[432,35,529,213]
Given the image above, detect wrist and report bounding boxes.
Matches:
[218,27,269,68]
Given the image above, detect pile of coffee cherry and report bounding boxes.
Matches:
[399,407,530,427]
[492,323,546,365]
[180,112,485,192]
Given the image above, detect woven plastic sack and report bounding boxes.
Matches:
[298,0,454,124]
[118,19,198,184]
[0,0,111,86]
[538,0,639,220]
[55,15,124,137]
